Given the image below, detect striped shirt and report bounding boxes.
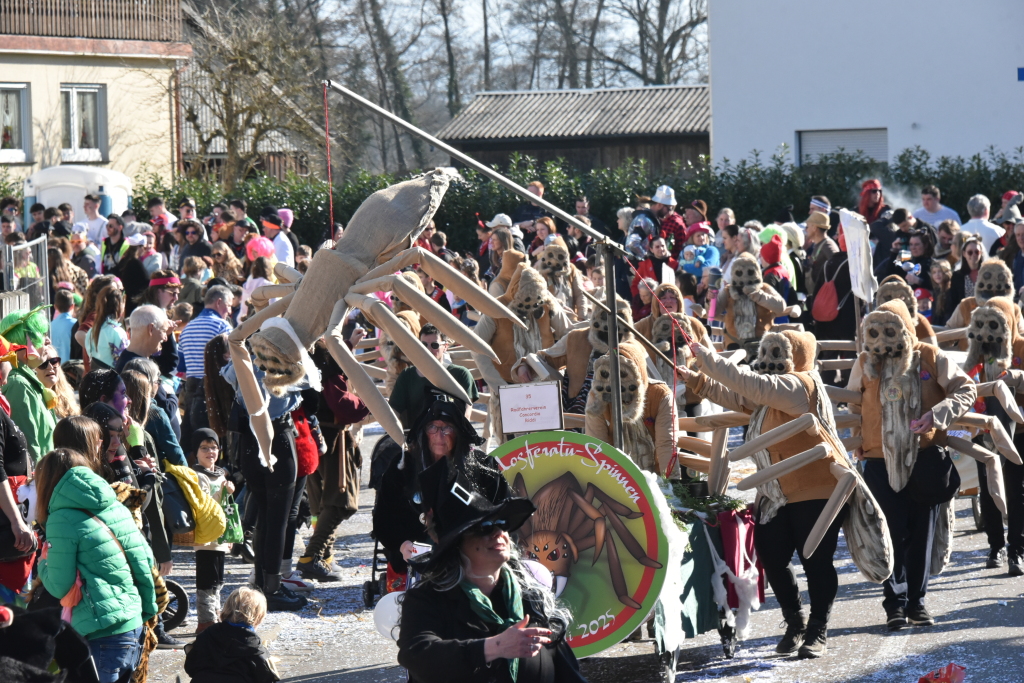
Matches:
[177,308,232,378]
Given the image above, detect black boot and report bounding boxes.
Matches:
[264,572,307,612]
[776,610,806,654]
[798,619,828,659]
[232,532,256,564]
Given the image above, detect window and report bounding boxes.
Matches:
[61,84,105,162]
[798,128,888,165]
[0,84,30,163]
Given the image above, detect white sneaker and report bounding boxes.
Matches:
[281,570,315,593]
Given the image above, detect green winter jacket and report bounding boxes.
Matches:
[2,364,55,463]
[39,466,158,639]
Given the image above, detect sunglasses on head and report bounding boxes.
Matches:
[468,519,509,536]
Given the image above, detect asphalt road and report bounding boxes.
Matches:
[147,427,1024,683]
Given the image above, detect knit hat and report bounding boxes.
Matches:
[192,428,220,451]
[760,234,784,265]
[774,205,795,224]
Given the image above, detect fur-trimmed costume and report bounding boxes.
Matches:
[473,263,573,437]
[944,259,1024,350]
[535,241,589,321]
[846,300,975,617]
[585,340,677,476]
[875,275,937,346]
[714,253,787,350]
[513,297,633,414]
[487,250,526,297]
[634,283,713,404]
[686,329,893,647]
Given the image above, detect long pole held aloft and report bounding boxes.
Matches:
[324,80,627,258]
[324,79,626,449]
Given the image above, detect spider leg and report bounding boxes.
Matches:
[802,463,858,558]
[227,291,296,470]
[605,533,642,610]
[947,436,1008,515]
[583,484,642,520]
[953,413,1022,465]
[346,293,472,406]
[728,413,818,463]
[358,247,526,328]
[248,283,298,311]
[350,275,499,361]
[322,300,405,447]
[976,380,1024,424]
[567,491,607,562]
[273,263,303,284]
[513,474,533,539]
[737,444,830,491]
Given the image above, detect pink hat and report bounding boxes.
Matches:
[246,236,276,262]
[685,221,713,241]
[278,208,294,229]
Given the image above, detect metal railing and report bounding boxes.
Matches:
[0,0,183,42]
[4,235,49,312]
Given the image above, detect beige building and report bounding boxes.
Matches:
[0,0,191,182]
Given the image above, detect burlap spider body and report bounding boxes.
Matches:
[229,170,525,465]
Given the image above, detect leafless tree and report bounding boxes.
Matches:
[601,0,707,85]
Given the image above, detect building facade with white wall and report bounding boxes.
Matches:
[708,0,1024,165]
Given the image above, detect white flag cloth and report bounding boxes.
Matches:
[839,209,877,303]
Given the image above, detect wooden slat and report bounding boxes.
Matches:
[0,0,181,41]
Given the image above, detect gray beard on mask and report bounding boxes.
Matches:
[731,290,758,340]
[513,317,543,359]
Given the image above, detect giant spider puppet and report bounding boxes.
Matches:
[227,170,526,466]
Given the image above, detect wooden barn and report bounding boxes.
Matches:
[436,85,710,174]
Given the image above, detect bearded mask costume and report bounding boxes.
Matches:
[875,275,937,346]
[847,300,976,629]
[963,296,1024,573]
[944,259,1023,350]
[472,263,573,439]
[535,241,589,321]
[715,252,787,352]
[514,297,634,415]
[684,329,892,657]
[584,340,677,476]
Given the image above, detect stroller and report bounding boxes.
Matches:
[363,435,404,608]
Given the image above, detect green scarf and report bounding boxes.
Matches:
[460,566,525,681]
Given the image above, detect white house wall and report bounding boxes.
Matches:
[708,0,1024,164]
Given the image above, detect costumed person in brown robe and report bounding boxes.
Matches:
[513,297,633,415]
[962,296,1024,575]
[943,259,1024,349]
[472,263,573,439]
[584,340,678,477]
[875,275,937,346]
[680,330,892,658]
[846,300,975,630]
[534,239,589,321]
[714,252,791,354]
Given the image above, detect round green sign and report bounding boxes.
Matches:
[490,431,669,657]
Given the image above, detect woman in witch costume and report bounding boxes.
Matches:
[373,398,511,579]
[398,464,587,683]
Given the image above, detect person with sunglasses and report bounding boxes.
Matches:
[374,399,510,584]
[100,214,128,275]
[388,324,478,431]
[176,219,213,275]
[398,464,585,683]
[33,345,77,420]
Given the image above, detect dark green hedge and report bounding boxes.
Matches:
[131,145,1024,253]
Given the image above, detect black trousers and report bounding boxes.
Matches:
[977,446,1024,558]
[239,417,298,587]
[864,458,938,611]
[282,474,308,568]
[196,549,225,590]
[754,499,847,623]
[180,377,210,457]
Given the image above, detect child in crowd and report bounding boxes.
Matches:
[191,428,235,633]
[50,289,77,363]
[170,302,193,334]
[915,287,933,319]
[184,586,279,683]
[179,256,207,312]
[677,271,699,318]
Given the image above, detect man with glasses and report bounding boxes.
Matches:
[178,197,197,223]
[177,219,212,272]
[100,214,128,274]
[388,323,478,430]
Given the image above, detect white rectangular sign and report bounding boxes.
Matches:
[498,381,564,434]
